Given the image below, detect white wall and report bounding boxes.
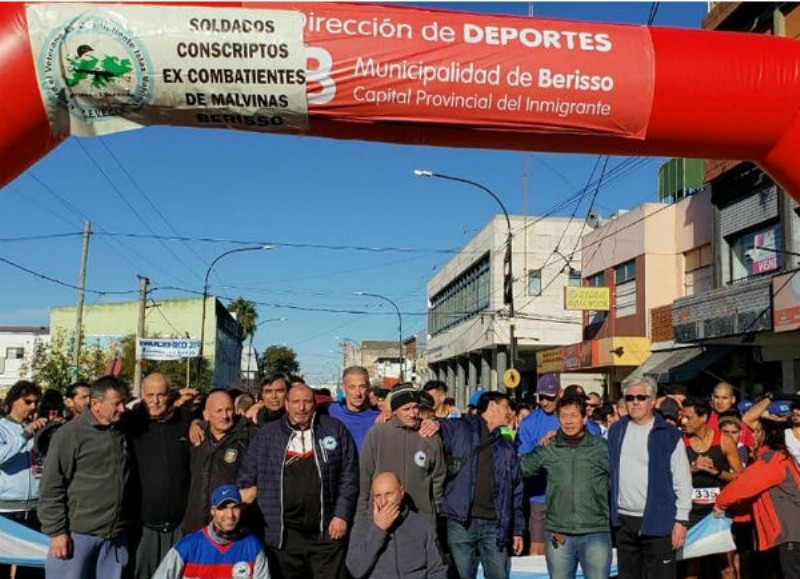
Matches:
[0,330,49,391]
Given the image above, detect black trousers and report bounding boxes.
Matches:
[616,514,676,579]
[265,526,347,579]
[778,542,800,579]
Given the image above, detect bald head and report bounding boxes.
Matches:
[371,471,404,511]
[712,382,736,414]
[142,372,170,418]
[204,390,234,438]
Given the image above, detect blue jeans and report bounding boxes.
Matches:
[546,531,611,579]
[447,518,509,579]
[45,532,128,579]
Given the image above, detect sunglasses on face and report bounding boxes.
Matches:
[624,394,649,402]
[538,395,557,402]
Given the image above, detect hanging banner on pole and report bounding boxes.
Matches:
[137,338,201,361]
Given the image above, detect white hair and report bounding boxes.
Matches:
[621,376,658,399]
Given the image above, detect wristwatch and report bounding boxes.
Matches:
[676,520,689,528]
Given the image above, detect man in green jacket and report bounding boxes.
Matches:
[520,395,611,579]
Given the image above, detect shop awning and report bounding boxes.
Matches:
[627,346,731,385]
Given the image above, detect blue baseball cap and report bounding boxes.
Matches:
[737,400,754,414]
[768,400,791,417]
[536,374,560,397]
[469,388,486,407]
[210,484,242,509]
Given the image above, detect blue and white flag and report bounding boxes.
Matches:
[678,513,736,560]
[0,515,48,568]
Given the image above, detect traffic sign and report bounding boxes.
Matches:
[503,368,521,389]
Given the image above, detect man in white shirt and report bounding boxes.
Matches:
[608,377,692,579]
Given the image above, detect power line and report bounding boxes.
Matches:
[647,2,661,25]
[93,231,463,255]
[74,139,203,283]
[0,232,83,242]
[97,138,210,271]
[27,169,199,287]
[0,254,137,296]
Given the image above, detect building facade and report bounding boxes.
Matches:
[537,187,715,400]
[426,215,586,407]
[50,296,242,389]
[0,326,49,392]
[668,2,800,397]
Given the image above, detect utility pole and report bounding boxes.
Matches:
[71,221,91,381]
[133,275,149,398]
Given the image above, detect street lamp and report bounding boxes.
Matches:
[414,169,517,370]
[354,291,405,381]
[198,245,274,381]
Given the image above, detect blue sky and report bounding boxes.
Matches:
[0,2,707,384]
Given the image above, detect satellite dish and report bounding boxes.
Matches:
[586,212,604,229]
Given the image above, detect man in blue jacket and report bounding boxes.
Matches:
[516,373,561,555]
[439,391,524,579]
[608,377,692,579]
[238,383,359,579]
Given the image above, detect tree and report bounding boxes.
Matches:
[227,297,258,343]
[262,345,299,376]
[21,328,114,391]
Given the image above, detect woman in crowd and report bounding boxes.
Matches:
[714,418,800,579]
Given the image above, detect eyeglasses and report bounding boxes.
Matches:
[538,394,557,402]
[624,394,649,402]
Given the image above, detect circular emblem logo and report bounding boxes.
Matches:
[232,561,251,578]
[414,450,427,468]
[38,14,153,126]
[223,449,238,464]
[322,436,337,451]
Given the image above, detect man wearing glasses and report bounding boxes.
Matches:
[517,373,561,556]
[608,377,692,579]
[0,380,47,579]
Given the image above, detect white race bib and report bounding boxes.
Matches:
[691,487,720,505]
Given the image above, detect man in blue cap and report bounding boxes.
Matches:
[152,484,269,579]
[517,373,561,555]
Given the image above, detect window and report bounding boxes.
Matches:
[729,223,782,283]
[5,347,23,360]
[585,272,607,325]
[587,272,605,287]
[428,253,491,336]
[615,260,636,284]
[685,245,712,273]
[685,245,712,296]
[568,269,582,287]
[528,269,542,296]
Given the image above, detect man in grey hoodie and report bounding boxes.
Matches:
[347,472,447,579]
[38,376,130,579]
[357,383,445,521]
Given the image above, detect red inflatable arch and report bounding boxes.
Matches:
[3,2,800,199]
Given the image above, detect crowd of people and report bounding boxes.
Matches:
[0,368,798,579]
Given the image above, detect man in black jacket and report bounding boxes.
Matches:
[239,383,359,579]
[127,372,194,579]
[181,389,254,534]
